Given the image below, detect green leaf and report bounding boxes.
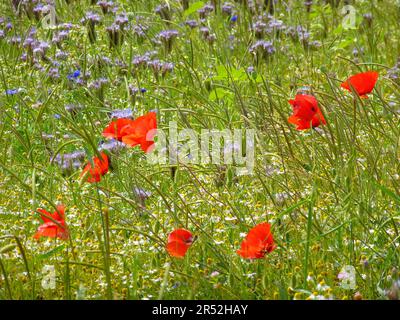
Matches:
[36,244,66,260]
[337,38,353,49]
[212,66,248,82]
[333,24,343,35]
[183,1,204,18]
[209,88,231,101]
[230,68,247,81]
[373,181,400,204]
[0,244,17,254]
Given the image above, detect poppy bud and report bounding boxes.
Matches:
[264,0,274,14]
[305,0,313,12]
[387,280,400,300]
[353,292,363,300]
[363,13,373,28]
[155,3,172,23]
[181,0,189,10]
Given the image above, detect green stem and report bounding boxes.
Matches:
[95,186,113,299]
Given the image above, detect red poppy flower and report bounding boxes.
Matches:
[33,205,69,240]
[120,112,157,153]
[341,71,378,98]
[288,94,326,130]
[166,228,194,258]
[81,152,109,183]
[102,118,136,142]
[237,222,276,259]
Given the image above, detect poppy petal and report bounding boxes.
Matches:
[166,241,190,258]
[288,94,326,130]
[102,118,135,141]
[81,152,109,183]
[237,222,275,259]
[341,71,378,96]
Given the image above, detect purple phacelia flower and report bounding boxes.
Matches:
[97,0,115,14]
[249,40,275,61]
[41,133,54,140]
[88,77,109,90]
[8,36,21,45]
[132,51,157,68]
[222,3,234,15]
[147,60,174,78]
[200,26,210,37]
[206,33,216,44]
[134,187,152,200]
[81,11,101,24]
[387,60,400,81]
[55,51,68,60]
[81,11,101,43]
[252,20,267,38]
[128,85,141,104]
[156,29,179,53]
[52,30,70,44]
[109,108,133,119]
[60,23,74,30]
[99,139,126,153]
[296,25,310,42]
[268,18,285,30]
[53,150,86,174]
[363,13,373,21]
[286,25,311,44]
[309,40,321,49]
[157,29,179,41]
[115,13,129,27]
[304,0,313,12]
[185,20,198,29]
[250,40,275,54]
[363,13,373,28]
[129,85,139,96]
[65,104,84,116]
[32,41,50,57]
[48,67,60,79]
[155,3,172,22]
[23,37,36,49]
[247,66,255,74]
[198,3,214,19]
[132,23,148,39]
[106,23,123,47]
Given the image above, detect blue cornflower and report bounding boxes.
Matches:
[6,89,18,95]
[140,88,147,93]
[230,15,238,22]
[67,69,81,80]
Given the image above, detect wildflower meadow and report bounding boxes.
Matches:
[0,0,399,301]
